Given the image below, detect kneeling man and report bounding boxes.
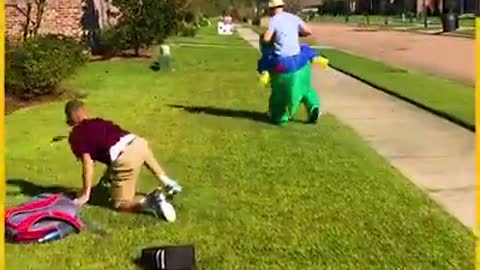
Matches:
[65,99,182,219]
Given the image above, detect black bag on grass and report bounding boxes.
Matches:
[140,245,195,270]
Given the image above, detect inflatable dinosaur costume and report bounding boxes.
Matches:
[257,41,324,125]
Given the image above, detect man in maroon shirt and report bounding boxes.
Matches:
[65,99,182,220]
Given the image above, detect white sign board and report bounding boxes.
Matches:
[217,22,234,35]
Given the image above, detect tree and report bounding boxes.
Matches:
[172,0,194,24]
[345,0,352,22]
[445,0,457,12]
[422,0,428,27]
[6,0,47,41]
[111,0,176,56]
[402,0,415,22]
[284,0,302,13]
[383,0,390,25]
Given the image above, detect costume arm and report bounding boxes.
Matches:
[264,17,276,43]
[258,57,269,73]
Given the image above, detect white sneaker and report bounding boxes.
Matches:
[158,193,176,222]
[145,190,177,222]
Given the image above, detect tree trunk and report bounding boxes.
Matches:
[345,0,350,22]
[33,0,46,36]
[23,3,32,41]
[384,0,389,25]
[423,0,428,28]
[133,32,140,56]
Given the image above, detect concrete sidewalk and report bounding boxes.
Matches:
[236,27,476,232]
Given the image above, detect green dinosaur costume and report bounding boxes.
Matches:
[268,62,320,124]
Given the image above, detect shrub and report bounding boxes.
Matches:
[110,0,177,56]
[178,21,199,37]
[89,28,122,57]
[199,16,212,27]
[299,10,318,22]
[42,34,88,66]
[6,35,87,98]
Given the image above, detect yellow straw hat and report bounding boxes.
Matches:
[268,0,285,8]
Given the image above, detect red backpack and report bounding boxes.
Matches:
[5,193,84,243]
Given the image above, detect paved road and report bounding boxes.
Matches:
[237,27,475,232]
[309,23,474,85]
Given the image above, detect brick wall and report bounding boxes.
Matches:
[6,0,84,40]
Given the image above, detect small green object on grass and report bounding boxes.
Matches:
[152,44,173,72]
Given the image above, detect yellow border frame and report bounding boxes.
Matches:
[0,0,4,267]
[0,0,5,268]
[476,15,480,270]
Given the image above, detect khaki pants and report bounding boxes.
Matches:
[108,137,164,208]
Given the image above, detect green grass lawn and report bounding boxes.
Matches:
[170,29,250,47]
[5,27,473,269]
[321,49,475,129]
[456,28,475,37]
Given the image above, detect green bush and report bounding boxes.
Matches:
[178,21,199,37]
[299,9,318,22]
[199,16,212,27]
[90,28,122,57]
[110,0,177,56]
[6,35,87,98]
[44,34,88,66]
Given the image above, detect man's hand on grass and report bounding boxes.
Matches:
[75,153,94,207]
[74,193,90,206]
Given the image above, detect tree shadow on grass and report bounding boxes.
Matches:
[167,104,271,124]
[90,52,152,62]
[150,62,161,72]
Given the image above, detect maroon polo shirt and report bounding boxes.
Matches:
[68,118,129,165]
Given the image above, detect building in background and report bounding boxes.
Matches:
[5,0,118,41]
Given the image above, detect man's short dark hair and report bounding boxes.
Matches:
[64,99,84,125]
